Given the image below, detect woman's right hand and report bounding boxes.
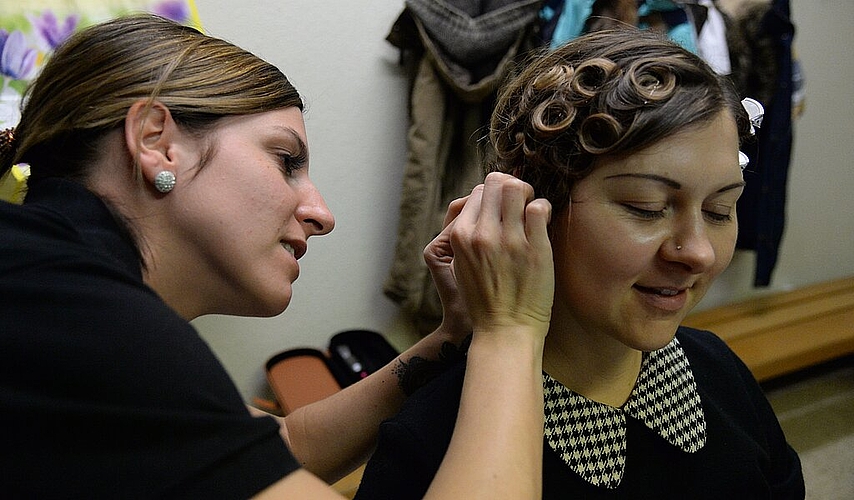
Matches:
[445,172,554,340]
[423,172,553,499]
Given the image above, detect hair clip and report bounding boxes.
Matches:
[0,163,30,204]
[0,127,14,149]
[737,98,764,170]
[741,97,764,136]
[738,151,750,170]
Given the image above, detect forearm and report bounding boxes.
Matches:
[283,326,466,483]
[425,328,545,499]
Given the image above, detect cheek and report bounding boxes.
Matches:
[213,182,295,250]
[246,174,297,218]
[552,213,645,317]
[709,227,738,276]
[560,211,661,282]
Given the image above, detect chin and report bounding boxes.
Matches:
[624,323,680,352]
[262,296,292,317]
[234,290,292,318]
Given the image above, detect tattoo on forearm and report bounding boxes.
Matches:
[394,335,472,396]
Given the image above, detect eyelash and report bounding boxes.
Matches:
[623,204,666,220]
[704,211,733,224]
[277,150,308,176]
[623,204,733,223]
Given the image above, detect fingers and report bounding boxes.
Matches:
[524,198,553,248]
[479,172,536,227]
[443,195,470,228]
[427,193,477,268]
[425,174,553,344]
[451,184,484,237]
[443,173,554,334]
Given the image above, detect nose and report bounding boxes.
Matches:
[296,181,335,237]
[662,219,716,273]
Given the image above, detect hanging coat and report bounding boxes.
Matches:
[383,0,543,333]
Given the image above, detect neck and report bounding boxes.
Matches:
[143,265,199,321]
[543,309,643,407]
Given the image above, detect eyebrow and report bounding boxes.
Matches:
[604,173,746,193]
[273,126,308,155]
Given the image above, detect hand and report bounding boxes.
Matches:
[447,172,554,338]
[424,195,473,344]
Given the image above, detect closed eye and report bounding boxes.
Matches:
[625,204,734,224]
[622,204,666,220]
[703,199,738,224]
[703,210,733,224]
[278,150,308,176]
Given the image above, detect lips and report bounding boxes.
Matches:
[280,240,307,260]
[634,284,689,312]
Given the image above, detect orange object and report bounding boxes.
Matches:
[265,349,342,415]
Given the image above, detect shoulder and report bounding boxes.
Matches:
[0,196,82,272]
[1,190,298,496]
[1,189,234,419]
[675,326,748,376]
[379,357,467,460]
[675,325,776,427]
[675,325,731,353]
[356,358,466,500]
[674,326,772,415]
[674,330,805,496]
[402,355,467,408]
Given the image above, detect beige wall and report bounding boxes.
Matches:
[192,0,854,400]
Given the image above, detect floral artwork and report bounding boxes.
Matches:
[0,1,201,128]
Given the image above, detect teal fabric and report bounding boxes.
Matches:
[548,0,596,49]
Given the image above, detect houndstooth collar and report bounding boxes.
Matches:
[542,336,706,489]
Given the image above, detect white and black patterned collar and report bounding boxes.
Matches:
[542,336,706,489]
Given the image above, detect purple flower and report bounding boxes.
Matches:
[27,10,79,50]
[151,1,190,23]
[0,30,37,80]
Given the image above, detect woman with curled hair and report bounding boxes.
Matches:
[0,14,554,498]
[355,28,804,499]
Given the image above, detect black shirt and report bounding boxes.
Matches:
[0,179,300,498]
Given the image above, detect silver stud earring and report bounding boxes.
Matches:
[676,245,683,250]
[153,170,176,193]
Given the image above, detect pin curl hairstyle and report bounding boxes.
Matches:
[488,28,752,212]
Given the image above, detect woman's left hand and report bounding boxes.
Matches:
[423,194,472,344]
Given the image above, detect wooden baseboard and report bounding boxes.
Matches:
[683,276,854,381]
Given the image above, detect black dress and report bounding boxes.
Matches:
[355,327,805,499]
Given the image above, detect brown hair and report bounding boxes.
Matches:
[488,28,751,212]
[1,14,303,184]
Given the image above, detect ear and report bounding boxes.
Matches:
[124,100,179,186]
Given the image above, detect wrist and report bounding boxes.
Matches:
[468,323,546,364]
[430,321,471,347]
[394,329,472,397]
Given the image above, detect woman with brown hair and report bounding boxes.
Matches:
[0,14,554,498]
[355,28,804,499]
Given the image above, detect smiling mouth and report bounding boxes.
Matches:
[281,242,295,256]
[634,285,682,296]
